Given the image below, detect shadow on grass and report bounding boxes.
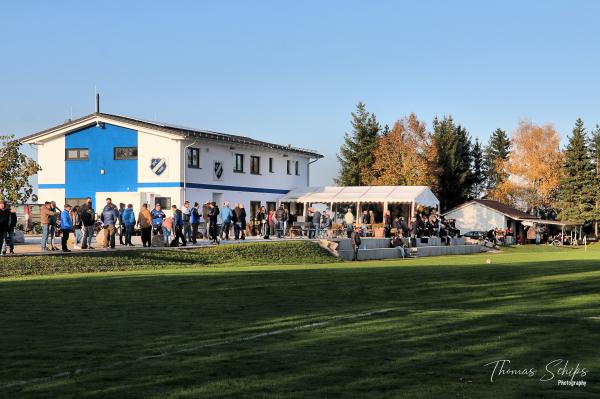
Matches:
[1,256,599,398]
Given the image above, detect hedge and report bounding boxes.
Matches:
[0,241,339,278]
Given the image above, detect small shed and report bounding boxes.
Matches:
[442,199,539,236]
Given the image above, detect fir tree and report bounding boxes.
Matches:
[336,102,381,186]
[432,116,474,210]
[589,124,600,234]
[557,118,595,222]
[483,128,511,193]
[471,138,485,198]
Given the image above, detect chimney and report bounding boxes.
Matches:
[95,93,100,113]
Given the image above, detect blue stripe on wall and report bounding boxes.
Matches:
[139,182,289,194]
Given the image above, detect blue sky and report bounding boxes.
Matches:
[2,1,600,185]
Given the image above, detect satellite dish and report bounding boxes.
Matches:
[31,194,38,203]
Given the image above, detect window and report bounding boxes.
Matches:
[65,148,88,160]
[250,156,260,175]
[234,153,245,173]
[269,157,274,173]
[267,201,276,211]
[114,147,138,160]
[65,198,87,207]
[286,160,291,175]
[187,147,200,168]
[155,197,171,209]
[295,161,300,175]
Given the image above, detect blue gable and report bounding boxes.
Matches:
[65,123,138,204]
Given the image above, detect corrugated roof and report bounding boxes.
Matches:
[20,112,323,158]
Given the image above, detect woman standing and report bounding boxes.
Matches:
[59,204,73,253]
[257,206,267,238]
[71,205,82,249]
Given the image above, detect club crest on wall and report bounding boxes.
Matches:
[150,158,167,176]
[214,160,224,181]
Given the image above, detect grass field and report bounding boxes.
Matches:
[1,243,599,398]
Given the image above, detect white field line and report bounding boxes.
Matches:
[1,307,598,390]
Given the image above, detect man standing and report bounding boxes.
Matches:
[80,197,96,250]
[171,205,186,246]
[351,225,362,261]
[275,205,287,239]
[344,208,354,238]
[150,203,166,234]
[220,201,233,240]
[2,204,17,255]
[40,201,53,251]
[122,204,136,246]
[118,203,126,246]
[182,201,192,243]
[310,208,321,239]
[202,201,210,239]
[208,202,219,244]
[60,204,73,253]
[100,198,118,249]
[190,202,200,244]
[0,201,9,256]
[49,201,60,251]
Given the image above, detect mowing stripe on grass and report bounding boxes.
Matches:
[2,307,598,390]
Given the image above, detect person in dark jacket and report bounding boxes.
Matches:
[100,198,119,249]
[150,204,166,234]
[383,211,392,238]
[208,202,220,244]
[80,198,96,249]
[202,201,210,239]
[1,202,16,255]
[351,226,362,261]
[60,204,73,252]
[118,203,126,245]
[171,205,186,246]
[0,201,8,256]
[233,203,246,240]
[275,205,287,239]
[310,209,321,239]
[190,202,200,244]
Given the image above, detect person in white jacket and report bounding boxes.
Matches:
[344,209,355,238]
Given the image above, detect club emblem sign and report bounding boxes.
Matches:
[150,158,167,176]
[214,160,224,181]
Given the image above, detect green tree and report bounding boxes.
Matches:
[557,118,595,222]
[483,128,511,193]
[432,116,474,210]
[471,138,485,198]
[336,102,381,186]
[589,124,600,234]
[0,135,41,204]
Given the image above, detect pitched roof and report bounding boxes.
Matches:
[444,199,540,220]
[20,112,323,158]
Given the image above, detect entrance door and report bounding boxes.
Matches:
[212,192,224,207]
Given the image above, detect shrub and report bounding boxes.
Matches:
[0,241,339,278]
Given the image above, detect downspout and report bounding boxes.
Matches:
[183,140,198,204]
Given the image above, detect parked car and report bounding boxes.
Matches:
[463,230,487,240]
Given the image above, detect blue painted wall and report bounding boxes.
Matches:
[65,123,138,206]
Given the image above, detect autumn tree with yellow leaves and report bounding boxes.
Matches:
[490,120,563,213]
[367,113,439,188]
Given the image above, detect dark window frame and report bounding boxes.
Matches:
[269,157,274,173]
[286,160,291,175]
[250,155,261,175]
[187,147,201,169]
[155,197,171,209]
[234,153,245,173]
[65,148,89,161]
[295,161,300,175]
[114,146,138,160]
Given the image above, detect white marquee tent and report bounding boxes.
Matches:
[279,185,439,221]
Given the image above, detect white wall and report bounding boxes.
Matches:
[38,188,65,206]
[444,203,507,234]
[37,135,65,185]
[138,130,182,183]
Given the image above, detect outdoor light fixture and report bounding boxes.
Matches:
[100,169,106,175]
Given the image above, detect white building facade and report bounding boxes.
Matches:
[22,112,322,216]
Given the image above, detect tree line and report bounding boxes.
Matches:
[336,102,600,232]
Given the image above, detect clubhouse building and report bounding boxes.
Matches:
[21,110,323,216]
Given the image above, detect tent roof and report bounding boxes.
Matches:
[279,186,439,207]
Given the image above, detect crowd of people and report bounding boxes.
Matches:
[2,196,460,255]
